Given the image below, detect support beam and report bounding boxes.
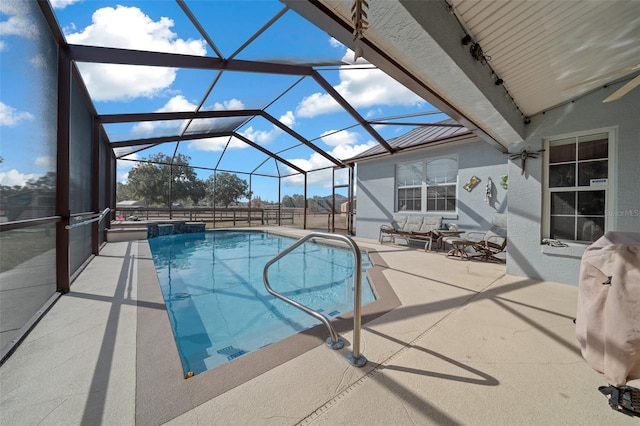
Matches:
[56,47,71,294]
[68,44,315,76]
[311,70,394,153]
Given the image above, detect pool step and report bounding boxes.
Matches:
[201,345,249,370]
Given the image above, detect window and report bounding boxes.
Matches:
[426,158,457,212]
[396,157,458,213]
[545,131,612,243]
[396,162,422,211]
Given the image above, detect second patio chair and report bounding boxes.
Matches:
[465,213,507,262]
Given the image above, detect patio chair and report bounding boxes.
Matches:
[465,213,507,262]
[442,213,507,261]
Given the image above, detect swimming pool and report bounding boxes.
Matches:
[148,230,376,376]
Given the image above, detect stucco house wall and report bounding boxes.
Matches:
[355,139,508,240]
[506,80,640,285]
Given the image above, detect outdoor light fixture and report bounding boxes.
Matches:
[470,43,483,61]
[461,34,471,45]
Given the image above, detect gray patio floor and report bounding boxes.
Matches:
[0,227,633,425]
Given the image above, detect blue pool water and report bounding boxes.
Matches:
[148,230,376,375]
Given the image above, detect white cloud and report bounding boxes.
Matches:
[30,54,48,69]
[50,0,83,9]
[329,37,343,48]
[125,153,139,161]
[0,169,39,187]
[65,6,206,101]
[188,135,248,152]
[131,95,254,139]
[296,92,340,118]
[319,129,359,147]
[77,63,182,102]
[239,111,294,145]
[0,3,35,39]
[116,154,139,183]
[241,126,276,145]
[0,101,34,126]
[131,95,195,135]
[213,99,244,111]
[331,142,377,160]
[34,156,52,168]
[280,111,295,128]
[296,49,424,118]
[188,109,292,151]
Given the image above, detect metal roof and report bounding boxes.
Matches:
[345,119,474,163]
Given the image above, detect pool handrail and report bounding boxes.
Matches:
[65,207,111,230]
[262,232,367,367]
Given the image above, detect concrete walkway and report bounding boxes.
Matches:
[0,229,634,425]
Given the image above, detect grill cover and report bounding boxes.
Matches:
[576,232,640,388]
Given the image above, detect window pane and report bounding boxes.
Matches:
[397,188,420,211]
[549,164,575,187]
[445,185,456,197]
[425,184,456,212]
[549,141,575,163]
[578,138,608,160]
[426,158,457,184]
[578,160,607,186]
[397,162,422,187]
[550,215,575,240]
[551,192,575,215]
[427,187,444,198]
[578,190,605,215]
[578,216,605,242]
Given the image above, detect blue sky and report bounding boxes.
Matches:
[0,0,447,202]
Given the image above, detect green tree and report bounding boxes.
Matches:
[116,182,134,202]
[126,153,203,207]
[185,178,207,206]
[25,172,56,190]
[206,172,250,207]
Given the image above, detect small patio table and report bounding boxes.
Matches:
[446,238,477,260]
[432,230,464,251]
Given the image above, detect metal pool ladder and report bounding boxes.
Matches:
[263,232,367,367]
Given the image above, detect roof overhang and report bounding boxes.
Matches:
[285,0,520,152]
[286,0,640,152]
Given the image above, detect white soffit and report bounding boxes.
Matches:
[449,0,640,117]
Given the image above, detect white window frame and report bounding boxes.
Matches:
[395,155,458,214]
[395,161,423,212]
[542,128,615,243]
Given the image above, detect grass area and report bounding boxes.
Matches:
[0,229,56,273]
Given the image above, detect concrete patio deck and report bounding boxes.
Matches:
[0,228,633,425]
